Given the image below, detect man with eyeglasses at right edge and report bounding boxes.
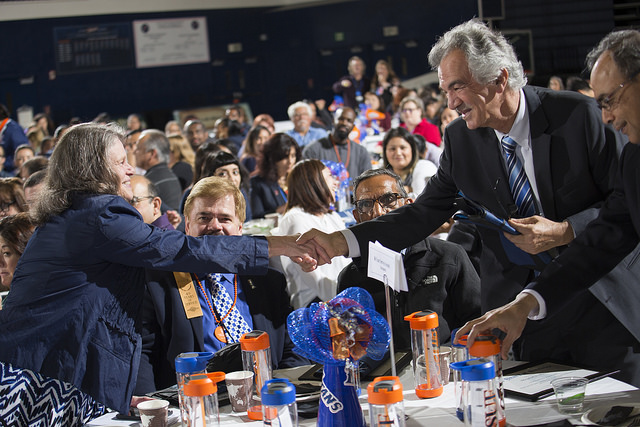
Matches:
[299,19,640,386]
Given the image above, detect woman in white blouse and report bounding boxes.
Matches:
[271,159,351,308]
[383,127,438,198]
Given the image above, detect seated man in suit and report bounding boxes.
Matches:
[338,168,481,350]
[135,176,307,394]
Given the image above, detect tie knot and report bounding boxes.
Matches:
[501,135,517,154]
[207,273,223,285]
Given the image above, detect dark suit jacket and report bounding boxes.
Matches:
[145,162,183,212]
[530,142,640,337]
[348,86,640,346]
[250,175,286,219]
[337,237,481,350]
[135,268,307,394]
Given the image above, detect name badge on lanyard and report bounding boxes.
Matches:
[174,272,203,319]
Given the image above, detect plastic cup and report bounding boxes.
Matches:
[439,346,452,385]
[225,370,254,412]
[137,399,169,427]
[551,377,588,415]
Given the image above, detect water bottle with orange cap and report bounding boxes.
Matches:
[367,376,405,427]
[183,371,225,427]
[404,310,443,398]
[240,330,273,420]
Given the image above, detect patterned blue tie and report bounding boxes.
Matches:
[206,273,252,343]
[501,135,536,217]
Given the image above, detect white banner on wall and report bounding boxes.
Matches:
[132,17,210,68]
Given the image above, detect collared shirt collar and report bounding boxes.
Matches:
[494,88,530,147]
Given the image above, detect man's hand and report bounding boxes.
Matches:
[455,293,539,359]
[296,229,349,267]
[166,210,182,229]
[266,235,319,272]
[505,216,574,254]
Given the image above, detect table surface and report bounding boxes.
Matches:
[88,363,639,426]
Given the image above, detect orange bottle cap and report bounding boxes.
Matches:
[404,310,439,330]
[184,375,217,396]
[415,383,443,398]
[367,376,403,404]
[207,371,226,383]
[240,330,270,351]
[469,334,501,357]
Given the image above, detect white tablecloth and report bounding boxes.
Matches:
[88,363,639,426]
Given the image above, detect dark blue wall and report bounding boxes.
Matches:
[0,0,616,129]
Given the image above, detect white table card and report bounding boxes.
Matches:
[367,241,408,292]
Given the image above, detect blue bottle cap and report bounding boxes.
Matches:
[451,358,495,381]
[175,352,214,374]
[261,378,296,406]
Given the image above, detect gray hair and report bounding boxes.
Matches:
[399,95,425,113]
[139,129,171,163]
[31,123,124,225]
[287,101,312,120]
[352,168,409,200]
[428,19,527,91]
[586,29,640,79]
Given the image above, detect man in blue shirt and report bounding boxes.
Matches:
[135,177,306,393]
[285,101,328,148]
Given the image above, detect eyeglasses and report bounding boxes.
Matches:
[401,107,419,114]
[354,192,404,214]
[597,70,640,111]
[130,196,153,205]
[0,201,15,212]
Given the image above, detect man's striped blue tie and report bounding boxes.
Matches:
[501,135,536,217]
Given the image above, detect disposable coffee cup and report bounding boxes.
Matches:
[137,399,169,427]
[439,346,452,385]
[225,370,254,412]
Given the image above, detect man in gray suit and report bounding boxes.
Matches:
[300,19,640,385]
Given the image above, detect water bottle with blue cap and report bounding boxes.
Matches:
[175,351,214,425]
[261,378,298,427]
[451,358,499,427]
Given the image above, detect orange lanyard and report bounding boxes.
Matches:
[331,135,351,169]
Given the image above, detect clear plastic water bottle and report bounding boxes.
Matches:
[367,376,405,427]
[451,358,499,427]
[175,352,213,426]
[469,335,506,427]
[261,378,298,427]
[404,310,443,398]
[451,329,469,421]
[183,373,220,427]
[240,330,273,421]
